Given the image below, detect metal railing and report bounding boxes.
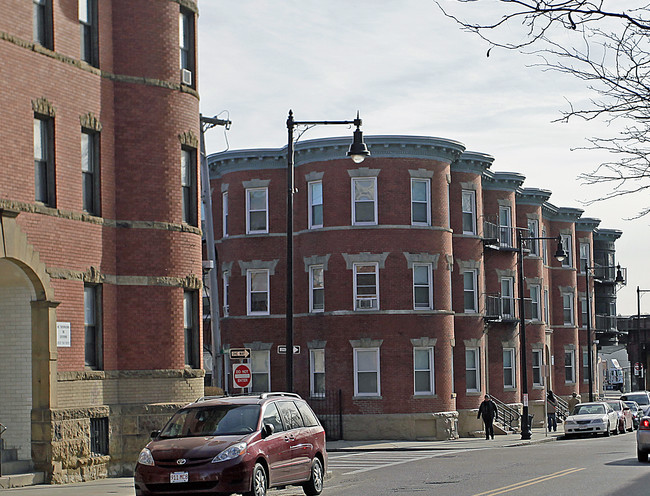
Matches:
[482,220,517,249]
[595,314,618,331]
[485,294,518,322]
[490,396,520,432]
[556,396,569,420]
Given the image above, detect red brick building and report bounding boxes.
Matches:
[207,135,622,439]
[0,0,202,482]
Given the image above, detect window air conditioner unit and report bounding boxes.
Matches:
[181,68,192,85]
[357,298,376,310]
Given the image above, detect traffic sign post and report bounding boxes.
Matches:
[233,363,252,389]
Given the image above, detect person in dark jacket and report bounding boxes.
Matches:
[477,394,498,440]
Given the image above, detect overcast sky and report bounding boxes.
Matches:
[197,0,648,315]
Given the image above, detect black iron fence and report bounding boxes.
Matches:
[297,389,343,441]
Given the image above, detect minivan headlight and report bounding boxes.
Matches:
[138,448,155,466]
[212,442,247,463]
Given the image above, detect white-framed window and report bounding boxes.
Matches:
[527,219,539,256]
[413,263,433,310]
[541,227,548,265]
[354,348,380,396]
[183,290,199,368]
[310,349,325,397]
[411,178,430,225]
[352,177,377,225]
[414,347,435,395]
[354,263,378,311]
[580,297,588,328]
[181,148,197,225]
[246,187,268,234]
[499,206,512,248]
[462,190,477,234]
[565,350,576,383]
[179,7,195,86]
[81,129,100,215]
[503,348,515,388]
[465,347,480,392]
[560,234,573,267]
[532,349,543,387]
[222,272,230,316]
[582,350,589,384]
[563,293,574,325]
[501,277,515,319]
[251,350,270,392]
[34,116,55,207]
[309,265,324,313]
[79,0,98,66]
[530,284,541,321]
[222,192,228,237]
[579,243,590,274]
[308,180,323,229]
[33,0,53,49]
[247,269,269,315]
[544,288,550,324]
[463,270,478,313]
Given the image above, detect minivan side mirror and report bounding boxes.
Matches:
[151,430,160,439]
[261,424,275,439]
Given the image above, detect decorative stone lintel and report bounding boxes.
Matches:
[349,338,383,348]
[178,130,199,149]
[411,337,437,347]
[342,252,389,270]
[80,112,102,132]
[32,96,56,117]
[308,340,327,349]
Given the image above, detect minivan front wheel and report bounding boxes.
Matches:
[303,457,324,496]
[246,463,267,496]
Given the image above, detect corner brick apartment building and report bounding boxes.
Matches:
[207,135,623,439]
[0,0,203,483]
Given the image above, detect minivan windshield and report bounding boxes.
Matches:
[159,405,261,438]
[623,394,650,406]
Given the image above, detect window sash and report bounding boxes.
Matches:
[222,192,228,237]
[309,265,324,312]
[563,294,574,325]
[84,285,101,369]
[532,350,543,386]
[352,178,377,225]
[461,190,476,234]
[579,243,590,273]
[181,149,196,224]
[354,348,380,396]
[246,188,268,233]
[544,289,550,324]
[463,270,478,313]
[501,278,514,318]
[499,206,512,247]
[530,285,541,321]
[310,349,325,397]
[561,234,573,267]
[582,350,590,384]
[465,348,480,392]
[565,350,575,383]
[222,272,229,316]
[183,291,199,368]
[247,269,269,315]
[308,181,323,228]
[414,347,434,394]
[413,263,433,310]
[82,131,99,214]
[503,348,515,388]
[34,117,54,206]
[527,219,539,255]
[354,263,378,310]
[411,179,430,225]
[251,351,270,392]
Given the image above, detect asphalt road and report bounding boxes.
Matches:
[2,431,649,495]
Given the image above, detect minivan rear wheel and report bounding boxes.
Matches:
[245,463,267,496]
[302,457,324,496]
[638,449,648,463]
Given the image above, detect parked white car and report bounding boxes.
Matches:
[563,402,619,438]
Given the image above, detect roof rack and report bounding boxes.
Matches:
[259,392,302,399]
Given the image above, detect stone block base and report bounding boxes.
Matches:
[343,412,458,441]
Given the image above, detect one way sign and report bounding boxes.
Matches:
[277,345,301,355]
[229,348,251,359]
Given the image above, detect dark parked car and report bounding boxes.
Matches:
[134,393,326,496]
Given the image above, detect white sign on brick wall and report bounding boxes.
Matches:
[57,322,71,347]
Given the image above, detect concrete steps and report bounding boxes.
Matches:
[0,471,45,489]
[1,448,45,489]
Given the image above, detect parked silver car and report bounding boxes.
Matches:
[563,402,619,438]
[636,416,650,462]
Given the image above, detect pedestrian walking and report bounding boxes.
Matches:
[567,392,580,414]
[478,394,498,440]
[547,390,558,432]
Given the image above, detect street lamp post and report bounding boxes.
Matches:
[517,231,566,440]
[584,263,625,401]
[638,287,650,390]
[285,111,369,392]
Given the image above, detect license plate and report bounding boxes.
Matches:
[170,472,189,483]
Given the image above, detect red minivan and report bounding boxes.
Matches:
[134,393,326,496]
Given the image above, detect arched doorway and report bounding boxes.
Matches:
[0,211,57,475]
[0,259,36,462]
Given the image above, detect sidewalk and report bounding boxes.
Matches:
[327,427,562,452]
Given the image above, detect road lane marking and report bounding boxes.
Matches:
[473,467,586,496]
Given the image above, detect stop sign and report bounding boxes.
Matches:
[233,364,252,388]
